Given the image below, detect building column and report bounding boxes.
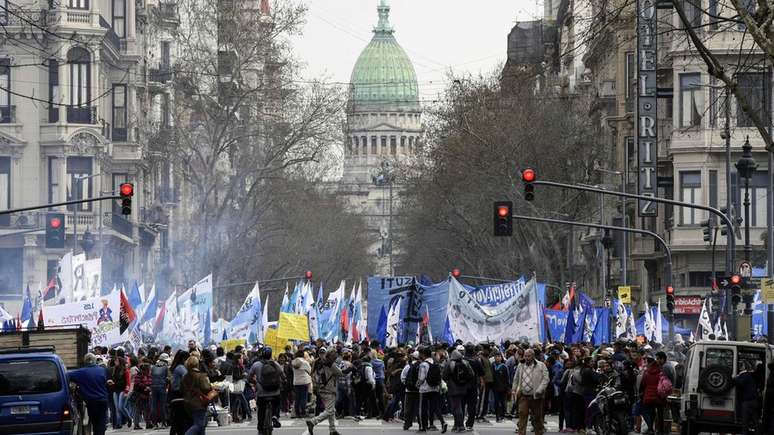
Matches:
[58,44,69,123]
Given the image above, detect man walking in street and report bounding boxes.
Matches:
[417,346,448,433]
[249,347,285,435]
[401,351,422,430]
[306,349,343,435]
[68,353,110,435]
[512,349,549,435]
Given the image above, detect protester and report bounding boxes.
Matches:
[734,360,761,435]
[512,348,549,435]
[292,349,313,418]
[443,348,474,432]
[250,347,284,434]
[306,349,343,435]
[150,353,170,428]
[417,346,448,433]
[639,354,664,435]
[169,350,192,435]
[182,355,216,435]
[108,348,132,429]
[68,353,109,435]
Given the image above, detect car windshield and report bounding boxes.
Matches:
[704,348,734,369]
[0,360,62,395]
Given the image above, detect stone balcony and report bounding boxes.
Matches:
[46,8,102,31]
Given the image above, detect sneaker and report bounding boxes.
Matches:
[441,423,448,434]
[331,432,342,435]
[272,417,282,428]
[306,420,315,435]
[429,426,439,431]
[465,427,474,432]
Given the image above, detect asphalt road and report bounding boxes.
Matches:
[108,415,561,435]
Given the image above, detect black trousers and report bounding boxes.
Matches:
[257,396,279,434]
[420,391,445,430]
[403,391,420,429]
[449,395,465,429]
[168,399,191,435]
[464,388,478,428]
[478,383,493,418]
[86,400,108,435]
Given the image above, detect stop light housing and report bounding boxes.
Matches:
[493,201,513,237]
[45,213,65,249]
[119,183,134,215]
[305,270,313,281]
[722,274,743,306]
[451,268,461,278]
[665,286,675,312]
[522,168,536,201]
[701,219,713,243]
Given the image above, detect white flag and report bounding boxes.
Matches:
[722,322,729,340]
[644,301,655,341]
[654,300,663,344]
[698,298,713,338]
[615,301,628,339]
[259,295,268,343]
[627,305,637,339]
[385,297,402,348]
[713,318,723,339]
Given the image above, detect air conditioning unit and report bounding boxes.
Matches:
[14,213,38,229]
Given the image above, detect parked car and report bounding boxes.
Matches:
[678,340,773,435]
[0,347,83,435]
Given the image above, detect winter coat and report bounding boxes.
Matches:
[640,364,664,405]
[442,351,471,397]
[133,373,152,399]
[512,360,549,397]
[292,357,312,386]
[150,363,168,389]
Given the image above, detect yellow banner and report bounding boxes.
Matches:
[762,278,774,304]
[277,312,310,341]
[618,286,632,304]
[219,338,246,353]
[264,328,289,356]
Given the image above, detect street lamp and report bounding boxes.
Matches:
[72,173,104,254]
[735,137,758,263]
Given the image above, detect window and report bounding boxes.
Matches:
[625,52,635,112]
[709,78,728,128]
[739,171,769,227]
[112,0,125,38]
[371,136,377,154]
[48,157,60,204]
[680,171,702,225]
[68,0,89,9]
[0,59,10,123]
[738,0,755,30]
[736,72,769,128]
[112,84,127,141]
[408,136,414,154]
[705,348,734,368]
[161,41,171,70]
[48,59,59,122]
[709,169,718,211]
[381,136,387,155]
[0,360,62,395]
[390,136,397,155]
[683,0,701,27]
[401,136,406,154]
[66,157,92,212]
[361,136,367,155]
[680,73,703,127]
[688,271,713,287]
[161,93,170,128]
[352,136,358,155]
[709,0,719,29]
[0,157,8,211]
[68,48,90,106]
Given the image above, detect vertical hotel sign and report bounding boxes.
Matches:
[637,0,658,216]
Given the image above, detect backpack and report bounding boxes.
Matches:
[657,372,673,399]
[404,363,420,390]
[426,363,442,387]
[259,360,282,392]
[453,360,473,385]
[352,363,367,385]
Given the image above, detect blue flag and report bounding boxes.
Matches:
[375,306,388,344]
[442,316,455,345]
[20,285,32,323]
[222,328,228,341]
[139,286,158,325]
[128,282,143,310]
[203,307,212,345]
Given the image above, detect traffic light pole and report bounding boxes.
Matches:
[0,196,122,216]
[512,214,675,343]
[532,180,737,274]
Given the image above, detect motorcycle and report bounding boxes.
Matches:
[587,377,629,435]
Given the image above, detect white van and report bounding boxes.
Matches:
[678,340,773,435]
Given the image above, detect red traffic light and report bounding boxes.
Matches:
[451,268,461,278]
[49,217,62,229]
[730,274,742,285]
[522,168,536,183]
[497,205,510,218]
[119,183,134,197]
[665,286,674,296]
[305,271,313,280]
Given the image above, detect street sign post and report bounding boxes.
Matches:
[618,286,632,304]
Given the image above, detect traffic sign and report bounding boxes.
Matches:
[762,278,774,304]
[739,261,752,278]
[618,286,632,304]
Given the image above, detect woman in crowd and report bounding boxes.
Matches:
[292,349,313,418]
[182,355,217,435]
[169,350,191,435]
[132,361,153,429]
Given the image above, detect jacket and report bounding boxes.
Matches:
[372,358,385,382]
[292,357,312,386]
[133,372,152,399]
[417,358,439,393]
[182,368,212,412]
[314,361,343,395]
[151,363,168,389]
[734,371,760,402]
[481,356,494,383]
[442,351,471,396]
[249,359,282,398]
[67,365,109,402]
[512,360,549,397]
[640,364,663,405]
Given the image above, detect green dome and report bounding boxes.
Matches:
[349,1,419,109]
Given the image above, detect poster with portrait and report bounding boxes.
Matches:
[44,290,121,347]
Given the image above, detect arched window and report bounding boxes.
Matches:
[67,47,90,107]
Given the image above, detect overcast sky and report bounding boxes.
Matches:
[293,0,540,101]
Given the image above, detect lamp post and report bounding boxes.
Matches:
[372,160,394,275]
[72,173,104,254]
[736,137,757,263]
[735,136,757,340]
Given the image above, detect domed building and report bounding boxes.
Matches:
[339,0,422,275]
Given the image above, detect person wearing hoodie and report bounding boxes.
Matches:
[306,349,343,435]
[371,353,386,418]
[150,353,170,428]
[443,349,474,432]
[292,350,313,418]
[417,347,448,433]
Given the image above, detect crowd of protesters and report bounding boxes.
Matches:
[63,334,774,435]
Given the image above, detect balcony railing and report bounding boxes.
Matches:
[149,67,172,84]
[65,212,96,229]
[66,106,97,124]
[98,15,121,52]
[112,213,133,238]
[0,106,16,123]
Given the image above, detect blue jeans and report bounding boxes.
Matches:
[150,387,167,425]
[294,385,309,417]
[112,392,131,427]
[185,408,207,435]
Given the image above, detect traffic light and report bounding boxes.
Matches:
[305,270,313,281]
[701,219,714,243]
[451,268,461,278]
[45,213,65,249]
[119,183,134,215]
[720,274,743,306]
[493,201,513,237]
[522,168,536,201]
[665,286,675,312]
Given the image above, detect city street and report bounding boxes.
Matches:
[109,416,559,435]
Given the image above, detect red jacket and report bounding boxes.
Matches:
[640,364,663,405]
[133,373,152,399]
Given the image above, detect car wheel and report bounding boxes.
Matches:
[698,365,733,395]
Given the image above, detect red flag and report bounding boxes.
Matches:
[154,301,166,334]
[37,309,44,331]
[120,289,137,334]
[15,315,20,331]
[341,306,349,336]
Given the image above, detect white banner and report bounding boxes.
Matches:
[44,291,122,347]
[447,277,540,344]
[70,253,87,302]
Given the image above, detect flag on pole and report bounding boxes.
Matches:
[644,301,656,341]
[128,282,143,310]
[203,307,212,345]
[308,285,323,340]
[626,306,637,339]
[42,278,57,302]
[139,285,158,325]
[229,283,263,340]
[37,309,44,331]
[375,306,388,345]
[280,284,290,313]
[698,298,713,338]
[20,285,33,325]
[615,300,628,339]
[120,287,137,335]
[654,300,663,344]
[385,296,401,348]
[259,295,268,343]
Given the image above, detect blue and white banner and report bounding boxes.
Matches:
[543,309,568,342]
[467,278,526,308]
[752,290,768,337]
[318,282,345,342]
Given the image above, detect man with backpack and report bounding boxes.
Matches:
[417,346,448,433]
[353,355,376,418]
[443,349,475,433]
[401,351,422,430]
[249,347,285,435]
[463,344,484,431]
[306,350,343,435]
